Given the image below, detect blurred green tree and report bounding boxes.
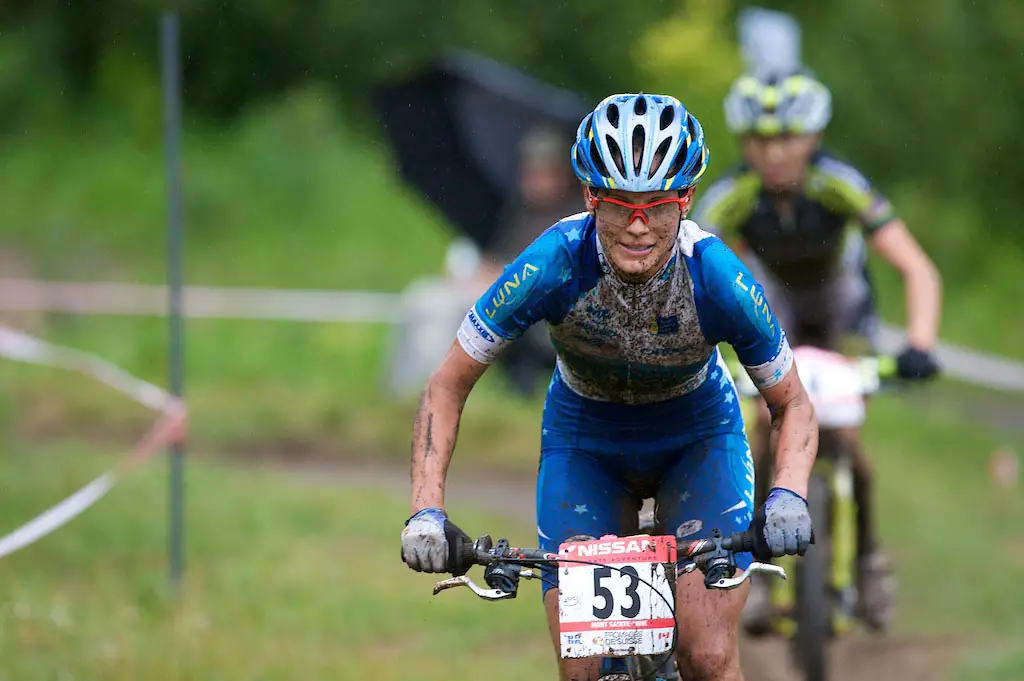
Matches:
[1,0,1020,250]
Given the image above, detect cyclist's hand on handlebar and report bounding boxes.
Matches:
[749,487,813,561]
[401,508,472,575]
[895,346,939,380]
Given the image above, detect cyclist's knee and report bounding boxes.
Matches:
[675,636,738,681]
[834,427,873,475]
[673,580,743,680]
[853,449,875,479]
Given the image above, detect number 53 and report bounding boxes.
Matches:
[593,565,642,619]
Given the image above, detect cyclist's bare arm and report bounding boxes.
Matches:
[758,367,817,498]
[869,219,943,351]
[410,341,489,514]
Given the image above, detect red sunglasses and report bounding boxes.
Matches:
[588,191,691,225]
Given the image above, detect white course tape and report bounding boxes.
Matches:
[0,323,186,559]
[0,475,113,559]
[4,277,1023,391]
[0,325,175,411]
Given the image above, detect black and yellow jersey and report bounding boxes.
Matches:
[691,149,896,288]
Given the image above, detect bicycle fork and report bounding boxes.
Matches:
[830,454,857,632]
[770,453,859,637]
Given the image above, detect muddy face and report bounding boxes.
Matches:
[585,186,693,284]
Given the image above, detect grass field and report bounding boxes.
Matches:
[0,442,553,681]
[1,378,1022,680]
[0,316,546,471]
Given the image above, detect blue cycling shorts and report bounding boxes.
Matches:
[536,365,755,596]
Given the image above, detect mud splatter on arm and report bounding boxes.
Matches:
[761,366,818,498]
[410,340,488,514]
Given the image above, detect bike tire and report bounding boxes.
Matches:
[792,472,831,681]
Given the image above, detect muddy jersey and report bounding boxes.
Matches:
[457,213,793,405]
[691,149,896,289]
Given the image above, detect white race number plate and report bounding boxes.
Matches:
[557,534,676,659]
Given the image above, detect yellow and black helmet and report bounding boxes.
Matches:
[724,71,832,136]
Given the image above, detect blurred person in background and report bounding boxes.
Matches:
[691,69,944,632]
[403,93,818,681]
[453,125,578,397]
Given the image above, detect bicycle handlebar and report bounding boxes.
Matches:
[677,529,756,558]
[450,534,557,573]
[434,529,786,600]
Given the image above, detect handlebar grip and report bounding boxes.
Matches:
[450,533,476,576]
[725,528,814,553]
[727,531,755,553]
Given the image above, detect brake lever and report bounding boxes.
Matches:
[706,562,787,590]
[431,569,538,600]
[432,575,515,599]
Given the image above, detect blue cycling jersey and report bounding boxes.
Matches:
[455,213,793,599]
[457,214,793,404]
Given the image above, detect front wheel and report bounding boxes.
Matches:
[792,473,831,681]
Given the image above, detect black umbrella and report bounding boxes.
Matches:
[371,49,591,250]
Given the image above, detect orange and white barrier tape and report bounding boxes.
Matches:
[0,324,186,559]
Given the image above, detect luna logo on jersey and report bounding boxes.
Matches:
[467,310,495,343]
[484,262,539,319]
[733,272,776,335]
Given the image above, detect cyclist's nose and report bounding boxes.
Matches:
[766,141,786,163]
[626,216,649,235]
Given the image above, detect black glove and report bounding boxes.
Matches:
[749,487,813,561]
[896,346,940,380]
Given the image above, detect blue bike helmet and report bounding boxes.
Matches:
[571,93,709,192]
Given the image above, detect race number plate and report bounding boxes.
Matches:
[557,534,676,659]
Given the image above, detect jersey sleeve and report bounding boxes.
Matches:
[691,236,794,390]
[690,173,760,240]
[456,227,572,364]
[811,156,896,233]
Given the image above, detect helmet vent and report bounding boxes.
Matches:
[632,125,646,175]
[686,114,700,144]
[659,107,675,131]
[588,140,609,178]
[665,145,688,180]
[605,135,626,177]
[606,103,620,128]
[650,138,672,178]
